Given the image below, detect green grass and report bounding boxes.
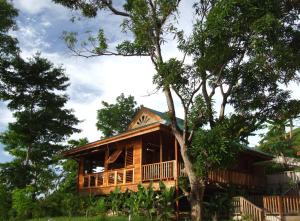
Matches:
[28,216,148,221]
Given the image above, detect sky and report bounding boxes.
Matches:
[0,0,299,163]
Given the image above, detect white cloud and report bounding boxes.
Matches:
[14,0,57,14]
[23,51,171,142]
[16,23,50,52]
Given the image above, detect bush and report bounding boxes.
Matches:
[107,181,176,220]
[0,184,11,221]
[11,185,35,220]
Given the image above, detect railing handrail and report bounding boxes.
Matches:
[143,160,176,167]
[142,160,175,181]
[84,171,104,176]
[263,195,300,215]
[181,167,265,188]
[82,168,134,188]
[238,196,265,221]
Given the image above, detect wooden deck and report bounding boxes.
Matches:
[79,160,266,194]
[180,163,265,189]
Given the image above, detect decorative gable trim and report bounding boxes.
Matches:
[128,107,161,130]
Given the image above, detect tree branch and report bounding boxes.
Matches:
[99,0,130,17]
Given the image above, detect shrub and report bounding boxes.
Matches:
[11,185,35,220]
[107,181,176,220]
[0,184,11,221]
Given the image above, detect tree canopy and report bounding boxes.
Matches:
[96,93,139,138]
[0,54,80,193]
[0,0,19,65]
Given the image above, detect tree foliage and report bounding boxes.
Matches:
[0,54,80,194]
[0,0,19,67]
[96,93,139,138]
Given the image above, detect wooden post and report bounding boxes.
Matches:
[105,145,109,186]
[174,137,179,220]
[160,131,163,179]
[175,138,178,179]
[114,170,117,186]
[77,157,84,191]
[278,196,284,218]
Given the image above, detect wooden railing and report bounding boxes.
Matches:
[263,196,300,215]
[180,163,265,188]
[267,171,300,186]
[233,197,265,221]
[83,168,134,188]
[83,172,104,188]
[208,169,265,188]
[142,160,176,181]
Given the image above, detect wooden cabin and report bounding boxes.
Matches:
[63,107,272,195]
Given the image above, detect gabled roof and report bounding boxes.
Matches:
[128,106,184,131]
[143,107,184,131]
[63,106,273,160]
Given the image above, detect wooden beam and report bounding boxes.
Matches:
[174,137,179,219]
[78,157,84,190]
[160,131,163,163]
[175,137,178,179]
[160,131,163,179]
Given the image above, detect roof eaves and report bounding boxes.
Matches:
[63,122,164,157]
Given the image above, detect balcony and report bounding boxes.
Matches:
[82,168,134,188]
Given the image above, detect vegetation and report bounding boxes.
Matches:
[0,0,19,66]
[96,93,139,138]
[27,216,151,221]
[0,2,82,220]
[108,181,176,221]
[259,122,300,159]
[0,0,299,220]
[52,0,300,220]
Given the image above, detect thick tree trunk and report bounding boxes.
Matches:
[190,180,205,221]
[174,132,205,221]
[163,88,205,221]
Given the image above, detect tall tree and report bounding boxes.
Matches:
[0,54,80,194]
[0,0,19,67]
[96,93,139,138]
[53,0,300,220]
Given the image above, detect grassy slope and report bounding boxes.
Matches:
[28,216,147,221]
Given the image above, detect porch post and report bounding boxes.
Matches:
[78,157,84,191]
[105,145,109,186]
[175,137,179,219]
[175,137,178,179]
[160,131,163,179]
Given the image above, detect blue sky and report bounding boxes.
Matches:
[0,0,299,163]
[0,0,192,162]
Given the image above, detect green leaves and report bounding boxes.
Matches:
[96,93,139,138]
[0,54,80,199]
[108,181,176,220]
[190,118,243,177]
[154,58,185,88]
[0,0,19,64]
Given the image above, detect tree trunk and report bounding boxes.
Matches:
[289,118,293,139]
[25,145,32,165]
[189,176,205,221]
[163,88,205,221]
[175,133,206,221]
[212,212,218,221]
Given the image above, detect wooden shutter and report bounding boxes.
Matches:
[126,146,133,166]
